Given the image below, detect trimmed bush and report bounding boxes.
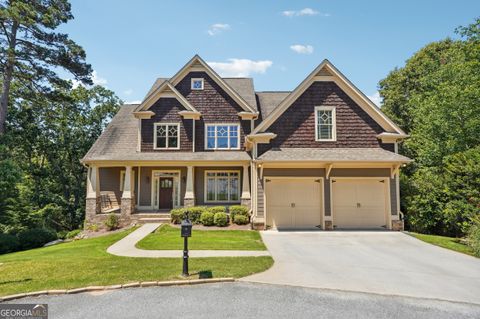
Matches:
[186,207,207,224]
[233,214,249,225]
[200,212,215,226]
[214,212,228,227]
[18,228,57,250]
[207,206,226,214]
[66,229,82,239]
[104,213,119,231]
[229,205,249,221]
[170,208,185,224]
[0,233,20,254]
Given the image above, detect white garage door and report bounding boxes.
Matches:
[332,179,388,229]
[265,178,322,229]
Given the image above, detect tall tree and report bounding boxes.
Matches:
[0,0,92,134]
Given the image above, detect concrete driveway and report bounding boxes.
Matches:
[242,231,480,304]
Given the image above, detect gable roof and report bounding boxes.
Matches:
[223,78,258,110]
[256,91,290,118]
[252,59,406,135]
[168,55,257,113]
[135,81,198,112]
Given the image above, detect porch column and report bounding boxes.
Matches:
[85,165,100,223]
[184,165,195,207]
[241,164,251,208]
[121,165,134,220]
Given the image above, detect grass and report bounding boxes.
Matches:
[0,228,273,297]
[136,225,267,251]
[408,232,475,257]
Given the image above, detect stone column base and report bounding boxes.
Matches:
[85,197,100,223]
[184,198,195,207]
[121,197,134,223]
[324,220,333,230]
[240,198,251,209]
[252,217,265,230]
[392,220,404,231]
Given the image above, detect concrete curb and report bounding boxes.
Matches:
[0,278,235,302]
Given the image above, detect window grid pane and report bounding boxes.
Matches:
[317,109,334,140]
[206,172,240,202]
[156,124,179,148]
[206,124,239,149]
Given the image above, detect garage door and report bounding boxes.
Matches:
[332,179,387,229]
[265,178,322,229]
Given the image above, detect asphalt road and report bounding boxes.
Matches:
[7,282,480,319]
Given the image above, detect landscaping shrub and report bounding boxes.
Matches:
[66,229,82,239]
[233,214,249,225]
[186,207,207,224]
[467,220,480,257]
[200,212,215,226]
[170,208,185,224]
[17,228,57,250]
[0,233,20,254]
[104,213,119,231]
[229,205,249,221]
[213,212,228,227]
[207,206,226,214]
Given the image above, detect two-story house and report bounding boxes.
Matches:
[82,55,411,230]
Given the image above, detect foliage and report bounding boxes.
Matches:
[379,18,480,236]
[65,229,81,239]
[0,233,19,254]
[467,218,480,257]
[0,0,92,133]
[207,206,226,214]
[233,214,249,225]
[200,212,215,226]
[170,207,206,224]
[104,213,119,231]
[213,212,228,227]
[17,228,57,250]
[229,205,249,221]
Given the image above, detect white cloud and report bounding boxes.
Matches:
[71,70,107,88]
[282,8,330,17]
[126,100,142,105]
[123,89,133,96]
[207,23,230,36]
[208,58,273,77]
[368,92,383,107]
[290,44,314,54]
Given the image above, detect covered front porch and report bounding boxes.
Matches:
[85,161,252,226]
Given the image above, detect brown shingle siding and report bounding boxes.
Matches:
[141,98,193,152]
[262,82,384,154]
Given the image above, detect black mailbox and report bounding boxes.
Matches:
[181,213,192,238]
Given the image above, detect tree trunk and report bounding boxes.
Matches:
[0,21,19,134]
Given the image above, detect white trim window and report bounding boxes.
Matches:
[205,124,240,150]
[191,78,204,90]
[315,106,336,141]
[205,171,240,202]
[154,123,180,149]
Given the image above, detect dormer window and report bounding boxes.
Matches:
[154,123,180,149]
[191,78,204,90]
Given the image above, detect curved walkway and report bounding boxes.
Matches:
[107,223,270,258]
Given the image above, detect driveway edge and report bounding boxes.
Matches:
[0,278,235,302]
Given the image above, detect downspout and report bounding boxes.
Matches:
[192,119,196,152]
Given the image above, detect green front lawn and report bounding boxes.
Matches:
[136,225,266,251]
[0,229,273,297]
[408,232,475,257]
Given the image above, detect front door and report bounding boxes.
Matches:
[159,177,174,209]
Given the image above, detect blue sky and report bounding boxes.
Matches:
[64,0,480,105]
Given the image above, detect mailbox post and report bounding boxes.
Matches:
[181,212,192,277]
